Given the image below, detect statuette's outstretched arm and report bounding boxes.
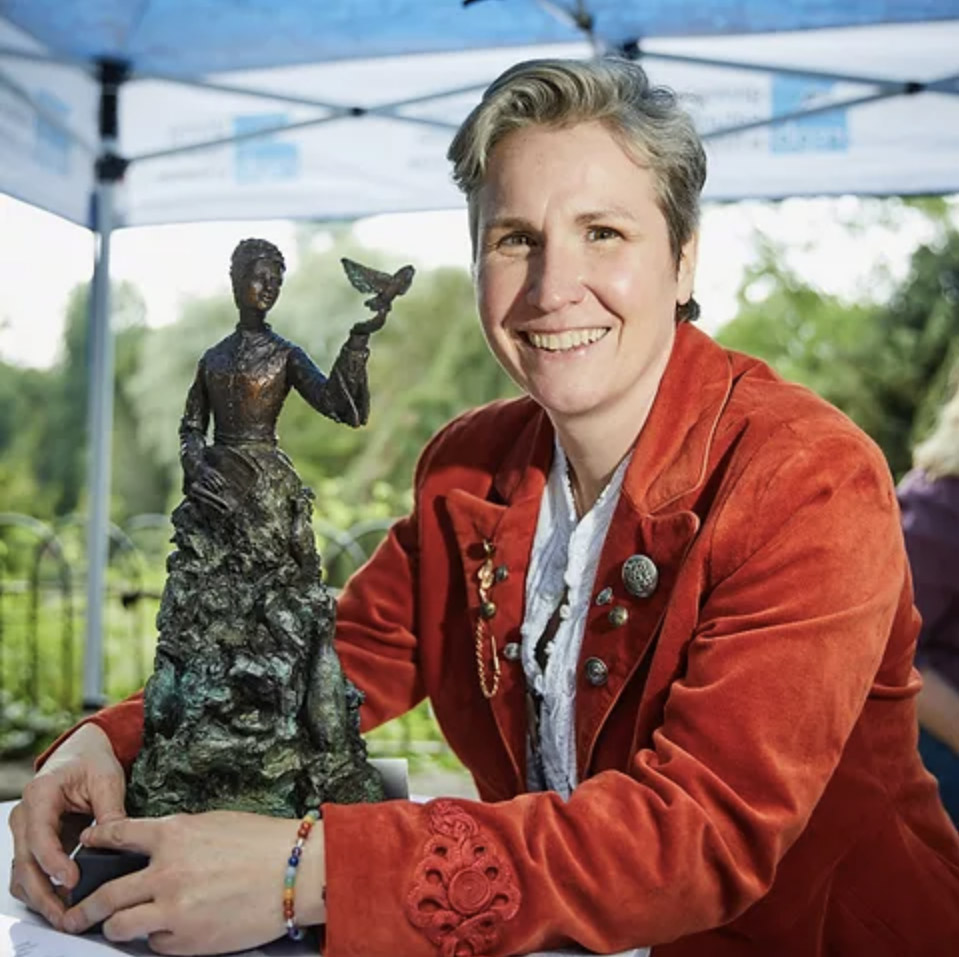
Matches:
[289,258,415,427]
[287,342,370,428]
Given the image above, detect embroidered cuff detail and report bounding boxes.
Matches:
[406,800,521,955]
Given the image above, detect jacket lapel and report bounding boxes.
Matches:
[444,408,553,791]
[576,324,733,777]
[576,507,700,776]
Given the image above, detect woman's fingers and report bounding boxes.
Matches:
[102,901,167,943]
[17,723,127,893]
[59,817,162,933]
[19,776,75,886]
[9,794,70,927]
[8,722,129,931]
[62,867,153,934]
[9,850,68,929]
[80,816,161,856]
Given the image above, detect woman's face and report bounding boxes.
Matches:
[473,121,697,427]
[239,258,283,312]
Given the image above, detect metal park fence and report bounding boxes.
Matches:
[0,512,455,765]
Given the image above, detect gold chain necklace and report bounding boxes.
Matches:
[474,540,501,699]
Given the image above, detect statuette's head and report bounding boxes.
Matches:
[231,238,286,313]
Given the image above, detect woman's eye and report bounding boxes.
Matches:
[586,226,621,241]
[498,233,533,248]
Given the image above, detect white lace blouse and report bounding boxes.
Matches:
[520,439,649,957]
[521,437,630,797]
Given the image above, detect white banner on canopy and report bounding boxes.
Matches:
[0,19,96,225]
[3,20,957,227]
[118,43,590,225]
[106,20,959,227]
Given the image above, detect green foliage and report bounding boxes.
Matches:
[0,362,54,513]
[0,282,172,521]
[718,226,959,478]
[0,691,73,758]
[365,700,465,772]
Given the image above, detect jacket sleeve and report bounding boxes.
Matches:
[35,691,145,773]
[321,426,912,956]
[334,510,424,732]
[333,421,456,730]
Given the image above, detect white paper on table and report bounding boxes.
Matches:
[529,950,650,957]
[0,913,314,957]
[0,912,140,957]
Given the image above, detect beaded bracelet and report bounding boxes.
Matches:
[283,807,322,941]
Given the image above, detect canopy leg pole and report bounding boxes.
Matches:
[80,58,129,712]
[81,183,115,711]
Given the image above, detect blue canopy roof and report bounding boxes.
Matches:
[3,0,959,75]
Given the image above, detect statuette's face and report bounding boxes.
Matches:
[237,257,283,311]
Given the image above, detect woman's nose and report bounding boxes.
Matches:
[525,243,585,313]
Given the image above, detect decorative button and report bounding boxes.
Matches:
[502,641,521,661]
[608,605,629,627]
[480,600,497,620]
[584,657,609,686]
[622,554,658,598]
[494,565,509,583]
[558,603,571,620]
[448,868,493,916]
[595,586,613,606]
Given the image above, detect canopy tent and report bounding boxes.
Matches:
[1,0,958,707]
[4,1,959,227]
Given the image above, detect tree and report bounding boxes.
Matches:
[0,281,172,520]
[718,224,959,478]
[0,361,52,514]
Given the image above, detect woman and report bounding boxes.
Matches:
[10,58,959,957]
[899,385,959,824]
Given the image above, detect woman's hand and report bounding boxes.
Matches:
[61,811,327,955]
[8,723,127,928]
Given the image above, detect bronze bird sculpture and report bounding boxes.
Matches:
[341,257,415,317]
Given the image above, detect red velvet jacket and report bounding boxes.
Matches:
[77,324,959,956]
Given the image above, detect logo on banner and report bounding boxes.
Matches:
[770,77,848,154]
[234,113,299,184]
[33,89,71,174]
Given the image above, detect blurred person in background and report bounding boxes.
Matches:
[899,383,959,824]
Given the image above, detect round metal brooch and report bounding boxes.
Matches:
[622,554,658,599]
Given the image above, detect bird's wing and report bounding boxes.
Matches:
[341,257,392,294]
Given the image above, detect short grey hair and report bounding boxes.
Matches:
[448,57,706,321]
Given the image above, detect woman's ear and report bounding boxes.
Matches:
[676,231,699,307]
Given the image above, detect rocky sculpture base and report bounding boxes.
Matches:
[127,444,384,819]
